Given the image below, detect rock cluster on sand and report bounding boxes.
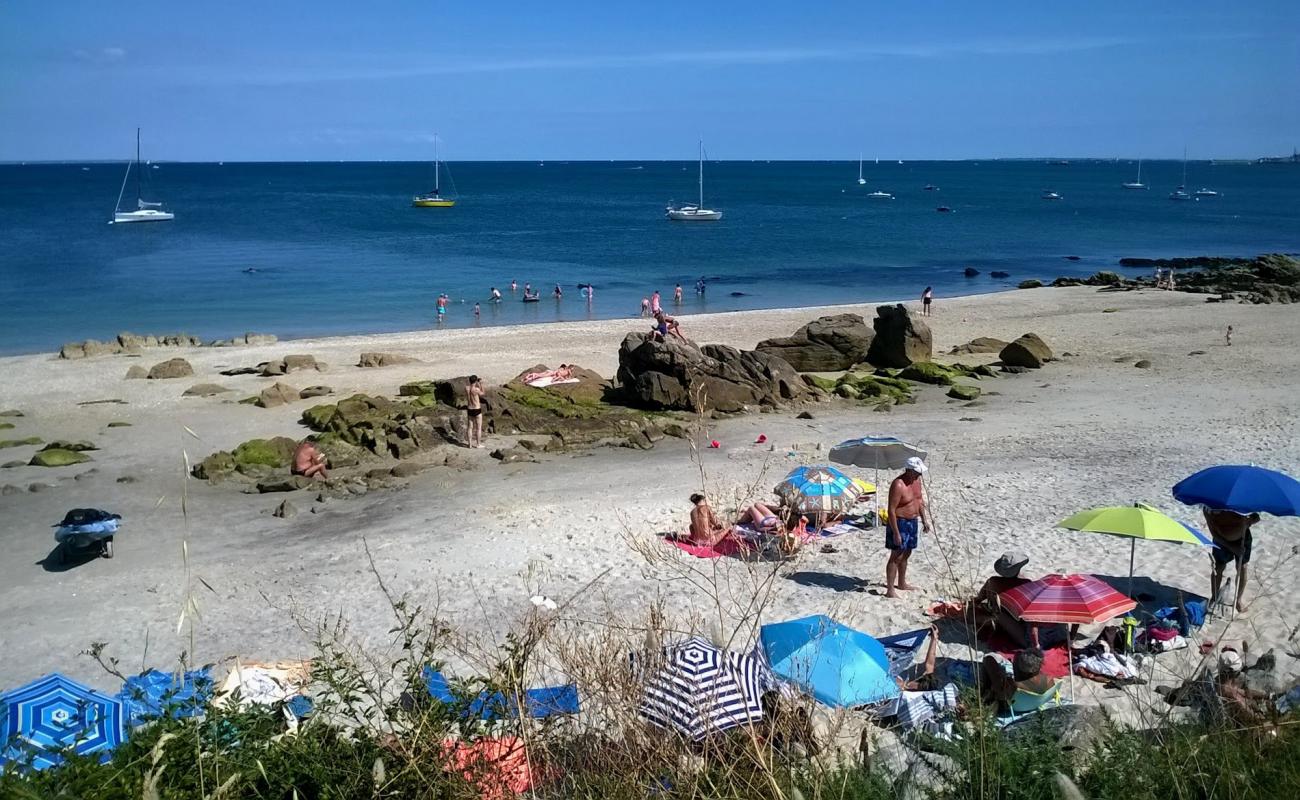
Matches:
[754,314,873,372]
[183,383,232,397]
[59,332,276,359]
[616,334,810,412]
[257,382,301,408]
[146,358,195,380]
[1054,254,1300,304]
[999,333,1054,369]
[358,352,421,368]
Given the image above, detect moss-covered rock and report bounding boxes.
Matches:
[30,448,91,467]
[898,362,961,385]
[1018,279,1044,289]
[193,451,236,481]
[301,404,337,431]
[397,381,437,397]
[947,384,982,401]
[41,440,97,452]
[232,437,297,468]
[0,422,12,431]
[0,437,42,449]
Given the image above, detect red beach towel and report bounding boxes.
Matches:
[666,536,752,559]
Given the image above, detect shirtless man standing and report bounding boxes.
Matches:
[466,375,485,449]
[1205,508,1261,612]
[885,457,931,598]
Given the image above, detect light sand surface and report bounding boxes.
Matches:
[1,287,1298,726]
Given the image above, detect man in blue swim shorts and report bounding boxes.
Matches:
[885,456,931,599]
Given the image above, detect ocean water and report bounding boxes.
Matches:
[1,159,1297,354]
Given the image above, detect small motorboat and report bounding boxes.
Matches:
[1194,188,1220,197]
[1041,190,1063,200]
[936,206,954,213]
[1169,187,1194,201]
[923,184,938,191]
[866,190,894,200]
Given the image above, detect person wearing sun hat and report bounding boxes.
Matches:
[884,456,931,598]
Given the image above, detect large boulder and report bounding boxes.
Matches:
[754,314,873,372]
[260,354,324,376]
[866,304,932,368]
[147,358,195,380]
[999,333,1054,369]
[616,333,809,412]
[232,437,298,468]
[124,365,148,380]
[256,382,301,408]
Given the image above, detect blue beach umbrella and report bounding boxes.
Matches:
[775,465,863,517]
[636,637,766,741]
[829,436,927,471]
[1,673,126,771]
[760,615,898,708]
[116,668,214,725]
[1173,465,1300,517]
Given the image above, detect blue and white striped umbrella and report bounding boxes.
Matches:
[637,637,766,741]
[1,673,126,771]
[775,465,864,516]
[829,436,927,471]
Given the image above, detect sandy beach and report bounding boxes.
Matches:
[1,286,1298,720]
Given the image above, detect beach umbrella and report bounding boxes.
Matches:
[1,673,126,771]
[1000,574,1136,626]
[116,668,213,725]
[637,637,766,741]
[829,436,927,470]
[760,615,898,708]
[1173,465,1300,517]
[774,465,863,518]
[1057,503,1210,592]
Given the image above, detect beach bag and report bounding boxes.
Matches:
[1184,600,1207,627]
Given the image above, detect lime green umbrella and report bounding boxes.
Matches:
[1057,503,1209,592]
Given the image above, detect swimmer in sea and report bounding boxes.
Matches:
[674,284,683,304]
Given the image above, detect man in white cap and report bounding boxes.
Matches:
[884,456,931,598]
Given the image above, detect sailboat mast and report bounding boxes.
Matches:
[696,140,703,208]
[434,135,440,193]
[135,127,142,206]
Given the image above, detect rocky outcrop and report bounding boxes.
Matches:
[949,337,1009,355]
[124,365,148,380]
[754,314,873,372]
[260,355,325,376]
[617,334,809,412]
[358,352,421,368]
[299,385,332,399]
[60,331,274,359]
[947,384,981,401]
[147,358,195,380]
[865,304,932,369]
[999,334,1054,369]
[1018,279,1044,289]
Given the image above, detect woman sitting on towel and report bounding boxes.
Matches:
[688,493,735,547]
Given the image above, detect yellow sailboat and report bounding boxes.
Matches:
[412,134,456,208]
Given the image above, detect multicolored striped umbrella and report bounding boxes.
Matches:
[775,465,863,517]
[1000,574,1136,625]
[1,673,126,771]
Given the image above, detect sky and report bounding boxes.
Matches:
[1,1,1297,161]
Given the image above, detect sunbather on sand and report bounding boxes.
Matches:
[688,492,733,547]
[738,502,785,532]
[892,624,965,734]
[292,441,328,480]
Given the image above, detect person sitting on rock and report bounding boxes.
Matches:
[651,310,686,342]
[292,441,328,480]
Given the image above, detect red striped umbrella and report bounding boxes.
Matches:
[1000,573,1136,625]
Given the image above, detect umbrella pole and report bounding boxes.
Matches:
[1128,539,1136,598]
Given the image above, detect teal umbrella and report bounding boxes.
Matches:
[760,615,897,708]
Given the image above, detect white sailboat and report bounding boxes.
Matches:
[110,128,173,224]
[857,154,866,185]
[666,140,721,221]
[1122,159,1147,189]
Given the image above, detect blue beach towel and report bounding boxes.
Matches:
[116,667,213,725]
[422,668,579,720]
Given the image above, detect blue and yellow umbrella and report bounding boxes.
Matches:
[775,465,863,517]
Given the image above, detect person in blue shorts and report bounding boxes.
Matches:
[885,456,931,598]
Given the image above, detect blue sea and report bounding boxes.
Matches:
[1,159,1297,354]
